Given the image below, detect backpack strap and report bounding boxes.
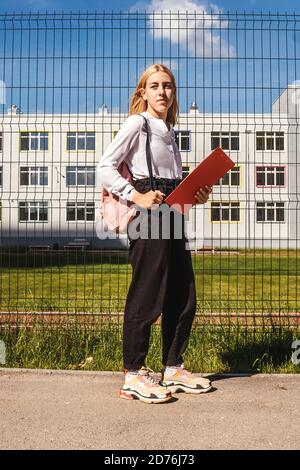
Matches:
[139,114,156,191]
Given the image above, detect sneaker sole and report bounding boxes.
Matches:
[119,388,172,404]
[161,383,213,394]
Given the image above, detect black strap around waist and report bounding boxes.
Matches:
[133,177,182,197]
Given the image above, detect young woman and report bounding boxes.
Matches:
[98,64,213,404]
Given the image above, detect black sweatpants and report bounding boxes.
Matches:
[123,178,197,370]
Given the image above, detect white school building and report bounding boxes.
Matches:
[0,83,299,250]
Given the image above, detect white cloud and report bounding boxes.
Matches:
[0,81,6,105]
[130,0,235,58]
[169,60,180,70]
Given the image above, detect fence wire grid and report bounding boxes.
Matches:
[0,11,299,329]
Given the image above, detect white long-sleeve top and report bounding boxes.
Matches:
[97,110,182,201]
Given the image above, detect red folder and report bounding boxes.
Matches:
[165,147,235,215]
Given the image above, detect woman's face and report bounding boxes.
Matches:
[141,71,175,121]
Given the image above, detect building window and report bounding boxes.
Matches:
[20,132,48,151]
[215,166,240,186]
[0,132,2,152]
[256,132,284,151]
[0,201,1,221]
[19,201,48,222]
[66,166,96,186]
[211,132,239,151]
[67,132,95,151]
[182,166,190,179]
[256,166,285,187]
[66,202,95,221]
[256,202,285,222]
[211,202,240,222]
[20,167,48,186]
[0,166,2,186]
[174,131,191,151]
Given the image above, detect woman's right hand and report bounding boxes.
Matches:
[132,189,166,209]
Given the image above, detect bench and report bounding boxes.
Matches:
[195,246,215,254]
[64,239,91,251]
[29,245,50,251]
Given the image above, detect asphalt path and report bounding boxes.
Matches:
[0,368,299,450]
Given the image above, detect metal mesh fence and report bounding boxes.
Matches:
[0,11,299,328]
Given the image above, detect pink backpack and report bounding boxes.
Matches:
[100,114,154,234]
[100,160,137,234]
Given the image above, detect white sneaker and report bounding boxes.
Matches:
[160,364,212,394]
[120,367,173,404]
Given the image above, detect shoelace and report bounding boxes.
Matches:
[139,367,159,385]
[180,364,194,377]
[165,363,192,377]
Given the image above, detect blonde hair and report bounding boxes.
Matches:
[129,64,178,126]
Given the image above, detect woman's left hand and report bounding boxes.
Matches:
[194,185,212,204]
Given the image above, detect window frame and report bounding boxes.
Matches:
[256,165,286,187]
[66,202,95,222]
[256,131,284,152]
[66,166,96,187]
[256,202,285,223]
[211,131,240,151]
[211,201,241,222]
[19,201,49,223]
[20,166,48,186]
[174,130,191,152]
[66,131,96,152]
[182,165,190,180]
[214,165,241,186]
[20,131,49,152]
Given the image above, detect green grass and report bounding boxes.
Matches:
[0,249,299,314]
[1,320,300,373]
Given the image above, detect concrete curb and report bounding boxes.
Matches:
[0,367,299,377]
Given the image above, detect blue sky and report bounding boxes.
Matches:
[0,0,299,14]
[0,1,299,115]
